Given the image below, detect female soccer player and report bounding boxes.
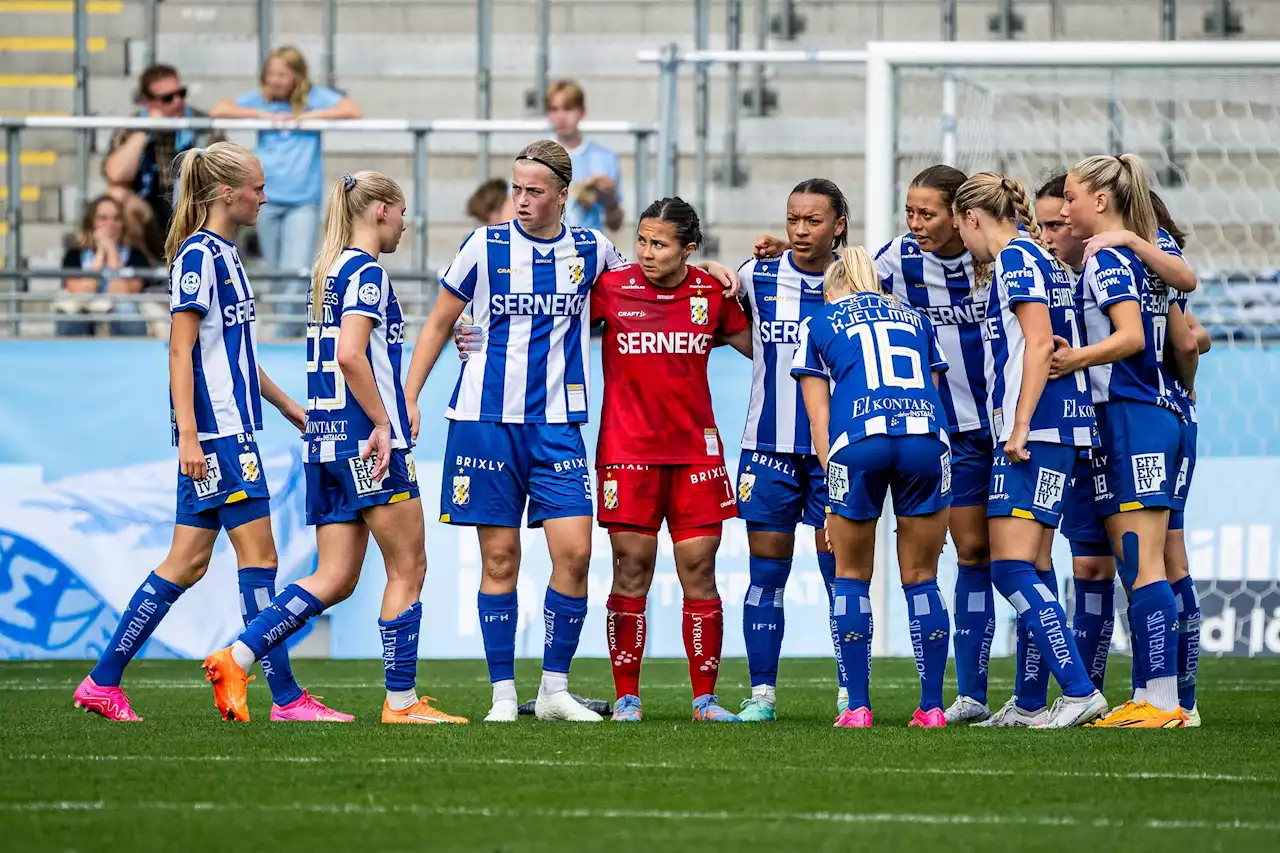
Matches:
[1044,176,1207,724]
[757,165,994,723]
[74,142,350,723]
[735,178,847,722]
[1050,155,1188,727]
[407,141,738,723]
[201,171,467,724]
[792,247,952,729]
[594,198,753,723]
[952,172,1108,728]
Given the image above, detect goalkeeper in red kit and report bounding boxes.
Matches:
[592,198,754,722]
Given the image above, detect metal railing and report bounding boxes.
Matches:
[0,114,656,278]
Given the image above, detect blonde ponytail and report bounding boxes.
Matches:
[164,141,259,265]
[953,171,1058,287]
[822,245,880,301]
[1071,154,1158,243]
[310,170,404,323]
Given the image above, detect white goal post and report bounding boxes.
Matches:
[862,40,1280,253]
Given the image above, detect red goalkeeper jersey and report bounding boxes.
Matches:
[592,264,748,466]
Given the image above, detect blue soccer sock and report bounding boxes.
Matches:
[744,556,791,688]
[477,590,518,685]
[1128,580,1180,711]
[991,560,1095,699]
[379,601,422,698]
[89,571,184,686]
[541,587,587,685]
[1072,577,1115,693]
[952,563,994,705]
[904,578,949,713]
[1125,609,1147,695]
[1015,568,1055,711]
[816,550,836,606]
[1171,575,1200,710]
[832,577,873,712]
[238,568,303,707]
[238,583,324,661]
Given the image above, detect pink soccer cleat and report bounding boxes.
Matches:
[270,690,355,722]
[909,707,947,728]
[833,706,873,728]
[73,676,141,722]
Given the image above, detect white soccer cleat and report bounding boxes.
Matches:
[1043,690,1109,728]
[1182,704,1201,728]
[972,696,1047,728]
[484,698,519,723]
[943,695,990,724]
[534,690,603,722]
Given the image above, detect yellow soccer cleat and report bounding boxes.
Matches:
[381,696,469,725]
[1087,700,1186,728]
[202,647,253,722]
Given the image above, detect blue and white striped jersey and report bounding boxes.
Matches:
[305,249,410,463]
[875,233,988,434]
[791,292,950,450]
[1154,228,1196,422]
[440,220,626,423]
[1080,244,1176,411]
[739,251,828,454]
[984,238,1095,447]
[168,230,262,445]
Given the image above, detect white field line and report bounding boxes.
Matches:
[1,799,1278,832]
[6,753,1272,785]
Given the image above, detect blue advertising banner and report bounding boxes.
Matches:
[1,340,1276,660]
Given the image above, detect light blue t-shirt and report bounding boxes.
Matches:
[565,140,623,231]
[235,85,343,207]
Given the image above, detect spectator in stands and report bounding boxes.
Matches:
[545,80,623,232]
[53,195,150,337]
[103,64,222,231]
[212,45,362,337]
[466,177,515,226]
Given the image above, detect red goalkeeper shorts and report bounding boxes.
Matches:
[597,462,737,540]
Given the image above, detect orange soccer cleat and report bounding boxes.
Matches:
[202,647,253,722]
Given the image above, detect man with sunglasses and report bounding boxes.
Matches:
[104,64,224,230]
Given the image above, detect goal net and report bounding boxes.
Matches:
[865,44,1280,659]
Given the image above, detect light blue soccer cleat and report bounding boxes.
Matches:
[692,694,742,722]
[611,694,643,722]
[738,696,777,722]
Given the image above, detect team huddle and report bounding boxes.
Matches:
[71,136,1205,730]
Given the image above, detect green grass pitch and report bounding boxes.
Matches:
[2,656,1278,852]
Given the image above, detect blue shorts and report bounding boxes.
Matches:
[441,421,592,528]
[1094,401,1181,516]
[987,442,1079,528]
[950,429,994,508]
[826,434,951,522]
[1061,453,1111,557]
[1170,418,1198,530]
[305,448,420,526]
[735,449,827,531]
[175,433,271,530]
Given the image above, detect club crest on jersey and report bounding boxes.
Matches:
[737,471,756,503]
[452,475,471,506]
[690,296,709,326]
[238,451,260,483]
[179,271,201,295]
[358,282,381,306]
[567,256,585,286]
[603,477,619,510]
